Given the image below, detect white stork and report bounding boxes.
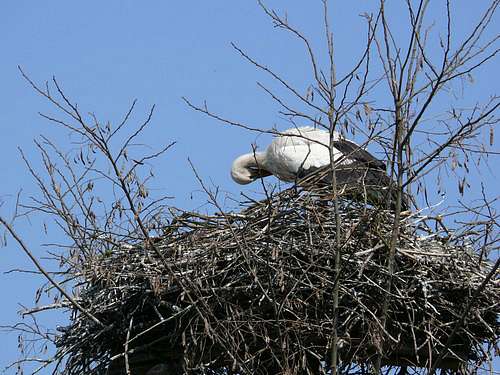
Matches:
[231,126,402,208]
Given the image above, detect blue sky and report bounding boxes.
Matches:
[0,1,498,373]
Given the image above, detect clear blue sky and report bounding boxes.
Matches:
[0,1,497,373]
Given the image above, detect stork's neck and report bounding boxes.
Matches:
[250,151,268,169]
[231,151,269,185]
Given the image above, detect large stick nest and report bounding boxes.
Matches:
[55,187,499,374]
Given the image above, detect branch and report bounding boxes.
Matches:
[0,216,104,327]
[429,256,500,373]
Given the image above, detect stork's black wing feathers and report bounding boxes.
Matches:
[295,140,407,210]
[332,140,386,170]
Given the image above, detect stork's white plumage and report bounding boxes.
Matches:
[264,127,342,181]
[231,126,380,184]
[231,126,403,208]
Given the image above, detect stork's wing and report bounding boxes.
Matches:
[277,128,385,170]
[297,162,389,186]
[332,139,386,170]
[296,163,408,210]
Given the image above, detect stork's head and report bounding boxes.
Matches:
[231,153,272,185]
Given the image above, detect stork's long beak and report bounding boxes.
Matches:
[248,166,272,179]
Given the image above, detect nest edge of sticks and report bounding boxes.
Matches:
[55,187,499,374]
